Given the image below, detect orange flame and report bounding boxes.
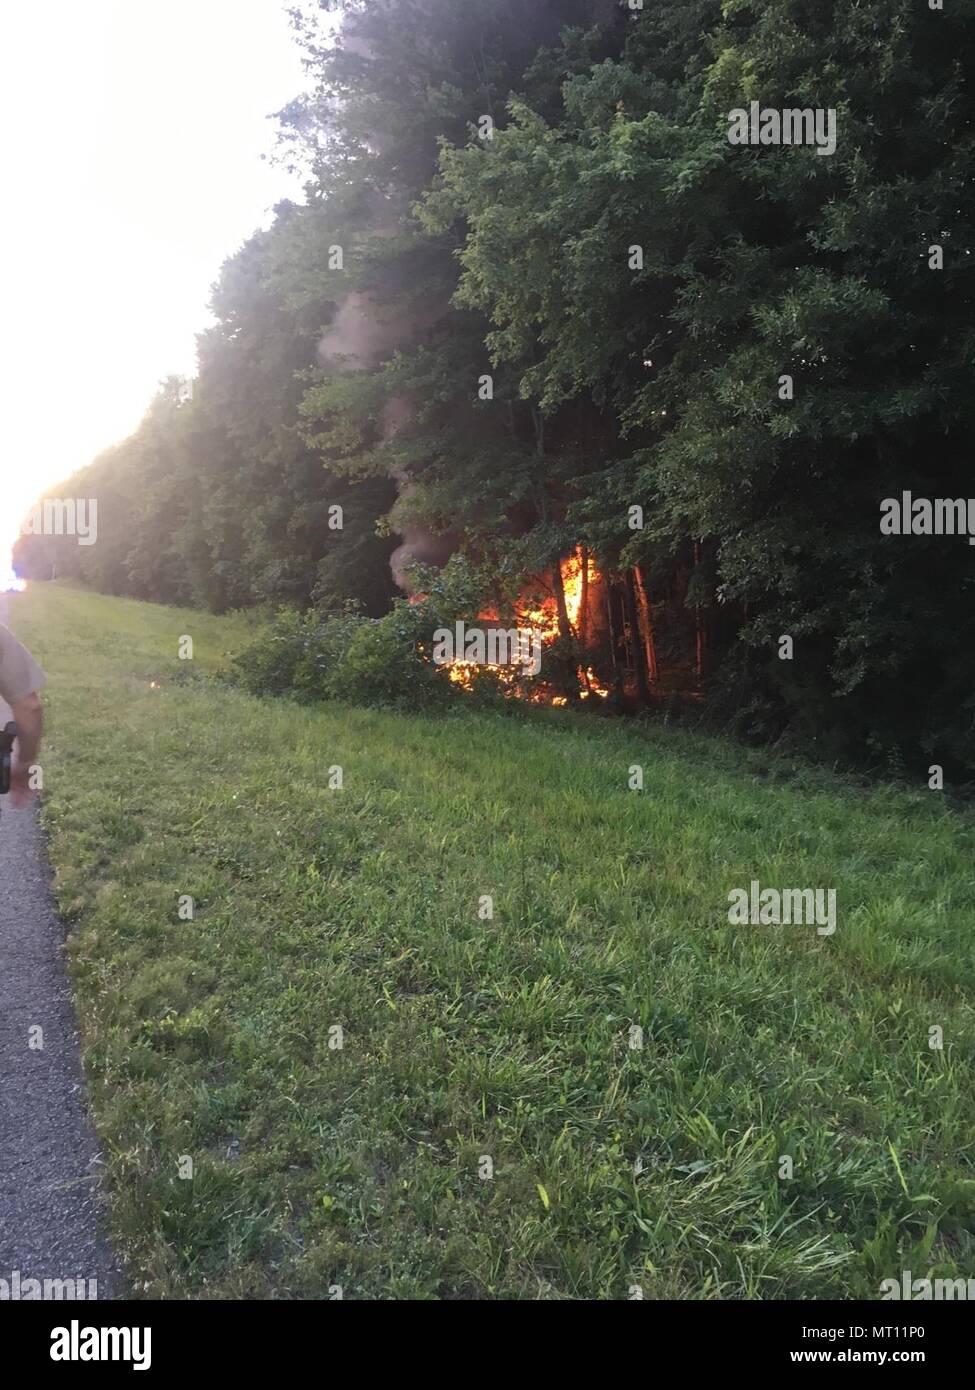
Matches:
[440,548,610,702]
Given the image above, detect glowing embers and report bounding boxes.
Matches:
[438,549,611,705]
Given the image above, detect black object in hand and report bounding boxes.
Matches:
[0,722,17,796]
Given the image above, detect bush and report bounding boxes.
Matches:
[233,600,450,709]
[232,555,585,712]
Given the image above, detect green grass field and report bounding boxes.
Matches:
[8,581,975,1299]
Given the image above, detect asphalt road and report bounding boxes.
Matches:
[0,793,118,1299]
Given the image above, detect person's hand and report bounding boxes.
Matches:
[7,761,35,808]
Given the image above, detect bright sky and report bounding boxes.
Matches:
[0,0,313,568]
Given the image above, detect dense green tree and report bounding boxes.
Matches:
[421,0,975,763]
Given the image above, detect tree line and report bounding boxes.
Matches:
[16,0,975,772]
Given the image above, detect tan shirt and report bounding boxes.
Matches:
[0,624,47,706]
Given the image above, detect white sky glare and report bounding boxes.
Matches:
[0,0,312,563]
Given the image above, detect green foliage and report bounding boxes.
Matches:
[417,0,975,769]
[232,549,552,710]
[233,601,445,708]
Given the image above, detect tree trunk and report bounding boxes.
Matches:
[625,569,650,705]
[552,557,572,642]
[605,580,626,701]
[578,546,589,647]
[634,565,658,683]
[693,541,705,682]
[605,584,620,673]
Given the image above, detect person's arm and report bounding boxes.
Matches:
[0,623,47,806]
[9,690,43,803]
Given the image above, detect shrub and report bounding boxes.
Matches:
[233,555,583,712]
[233,600,450,709]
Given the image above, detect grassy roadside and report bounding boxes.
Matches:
[9,581,975,1299]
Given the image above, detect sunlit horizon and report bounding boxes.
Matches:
[0,0,311,570]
